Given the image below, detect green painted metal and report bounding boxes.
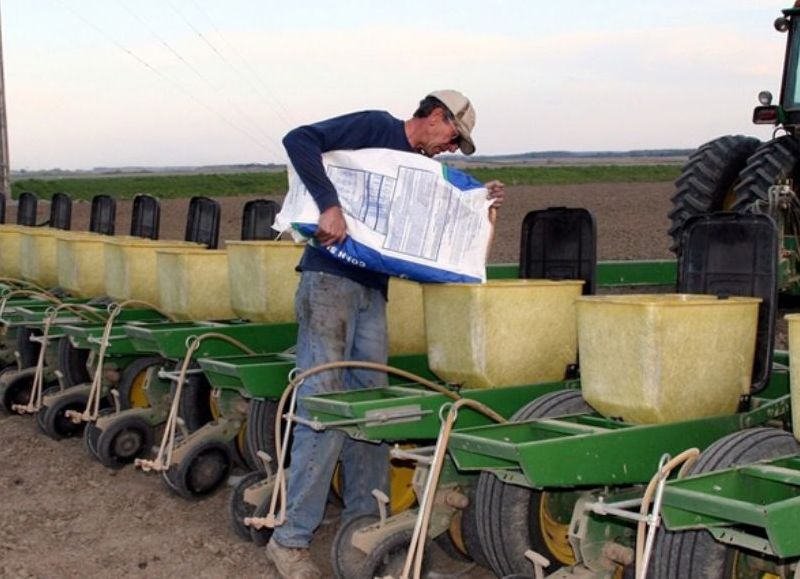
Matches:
[661,455,800,558]
[301,380,574,441]
[447,396,792,488]
[486,259,677,286]
[123,321,297,359]
[61,323,142,356]
[197,353,296,398]
[198,353,433,400]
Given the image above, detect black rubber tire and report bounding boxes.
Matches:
[732,134,800,213]
[228,471,268,541]
[357,527,429,579]
[173,360,214,433]
[668,135,760,253]
[162,440,232,500]
[116,356,164,410]
[249,491,276,547]
[0,366,31,414]
[331,513,381,579]
[95,413,155,469]
[652,428,800,579]
[245,398,280,473]
[57,337,91,388]
[40,389,90,440]
[457,483,490,568]
[15,326,41,369]
[83,407,115,461]
[475,389,592,577]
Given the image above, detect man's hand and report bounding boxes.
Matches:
[486,180,506,208]
[316,206,348,246]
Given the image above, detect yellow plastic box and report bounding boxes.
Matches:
[387,279,427,355]
[20,228,87,288]
[157,248,235,321]
[786,313,800,441]
[423,279,584,388]
[0,225,27,279]
[104,238,202,305]
[57,232,111,298]
[226,240,304,323]
[578,294,760,424]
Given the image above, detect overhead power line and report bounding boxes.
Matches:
[115,0,284,150]
[187,0,297,128]
[51,0,286,161]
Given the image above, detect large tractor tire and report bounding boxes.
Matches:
[474,390,592,577]
[732,134,800,212]
[668,135,760,253]
[652,428,800,579]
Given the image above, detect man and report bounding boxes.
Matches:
[267,90,505,579]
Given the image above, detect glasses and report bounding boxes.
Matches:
[443,113,460,146]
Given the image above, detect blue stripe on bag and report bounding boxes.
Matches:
[292,223,481,284]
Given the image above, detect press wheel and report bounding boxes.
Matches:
[96,413,155,469]
[228,471,268,541]
[331,513,379,579]
[40,389,90,440]
[0,368,33,414]
[162,440,232,500]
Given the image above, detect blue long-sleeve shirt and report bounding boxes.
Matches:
[283,110,415,295]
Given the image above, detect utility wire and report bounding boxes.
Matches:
[52,0,285,161]
[187,0,297,128]
[115,0,284,151]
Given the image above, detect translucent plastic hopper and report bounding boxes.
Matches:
[387,279,427,355]
[423,279,584,388]
[578,294,760,424]
[0,225,27,279]
[104,238,202,305]
[157,248,234,321]
[20,228,83,288]
[226,240,303,323]
[56,232,110,298]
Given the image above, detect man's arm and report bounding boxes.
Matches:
[283,112,384,246]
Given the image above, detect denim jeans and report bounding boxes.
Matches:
[273,271,390,548]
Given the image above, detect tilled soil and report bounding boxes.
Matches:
[0,181,726,579]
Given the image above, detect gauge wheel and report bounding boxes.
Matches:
[162,439,233,500]
[245,398,280,472]
[475,389,592,577]
[652,428,800,579]
[57,336,91,388]
[117,356,164,410]
[95,413,155,469]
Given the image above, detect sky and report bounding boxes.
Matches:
[2,0,796,170]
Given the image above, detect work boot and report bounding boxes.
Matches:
[266,538,322,579]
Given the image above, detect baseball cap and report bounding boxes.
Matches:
[427,89,476,155]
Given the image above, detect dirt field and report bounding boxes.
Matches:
[1,181,682,579]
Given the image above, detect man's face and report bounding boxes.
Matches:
[419,108,460,157]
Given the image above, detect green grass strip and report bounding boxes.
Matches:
[11,164,679,201]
